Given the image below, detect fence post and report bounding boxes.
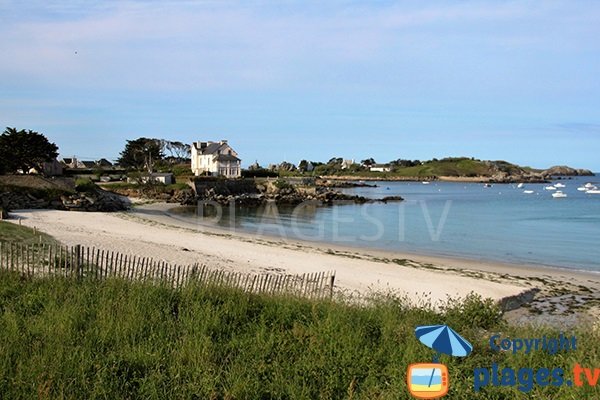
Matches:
[75,245,82,280]
[329,273,335,299]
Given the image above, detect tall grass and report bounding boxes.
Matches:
[0,271,598,399]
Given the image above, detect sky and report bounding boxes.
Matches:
[1,0,599,170]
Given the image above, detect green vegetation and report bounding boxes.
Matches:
[0,271,597,399]
[0,221,57,245]
[0,182,73,201]
[390,158,492,178]
[266,157,528,179]
[75,178,97,193]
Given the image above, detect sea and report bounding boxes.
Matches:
[169,175,600,273]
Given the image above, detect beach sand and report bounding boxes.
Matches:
[9,203,600,326]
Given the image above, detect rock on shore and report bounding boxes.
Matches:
[184,178,403,206]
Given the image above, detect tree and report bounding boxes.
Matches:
[361,158,376,166]
[298,159,309,172]
[170,141,191,161]
[117,138,164,172]
[0,127,59,175]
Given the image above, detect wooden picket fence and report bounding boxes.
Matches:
[0,242,335,299]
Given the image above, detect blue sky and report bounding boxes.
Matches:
[1,0,599,170]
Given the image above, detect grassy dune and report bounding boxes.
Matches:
[0,271,598,399]
[0,221,57,245]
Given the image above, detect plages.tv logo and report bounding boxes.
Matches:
[407,325,473,399]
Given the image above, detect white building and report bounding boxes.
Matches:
[369,164,391,172]
[191,140,241,178]
[341,159,355,170]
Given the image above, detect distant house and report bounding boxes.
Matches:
[96,158,113,168]
[81,161,96,169]
[61,157,98,169]
[28,159,63,176]
[143,173,174,185]
[61,157,85,169]
[341,159,355,170]
[191,140,241,178]
[369,164,391,172]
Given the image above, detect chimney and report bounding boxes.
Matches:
[199,142,208,149]
[221,139,228,144]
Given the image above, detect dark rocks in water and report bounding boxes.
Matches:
[316,180,378,188]
[185,181,403,206]
[377,196,404,203]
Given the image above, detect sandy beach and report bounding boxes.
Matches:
[8,203,600,324]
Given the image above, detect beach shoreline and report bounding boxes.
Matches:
[8,203,600,326]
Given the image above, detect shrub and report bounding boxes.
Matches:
[74,178,96,193]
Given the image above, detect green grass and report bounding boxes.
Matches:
[0,271,598,399]
[0,221,57,245]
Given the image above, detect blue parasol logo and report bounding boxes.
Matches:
[415,324,473,362]
[407,325,473,399]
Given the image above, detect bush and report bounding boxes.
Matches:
[241,168,278,178]
[75,178,96,193]
[273,178,293,190]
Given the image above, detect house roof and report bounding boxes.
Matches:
[204,142,224,154]
[96,158,113,167]
[62,158,73,164]
[214,154,241,162]
[193,141,225,155]
[81,161,96,168]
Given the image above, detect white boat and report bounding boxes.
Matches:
[422,181,430,185]
[586,189,600,194]
[577,187,588,191]
[523,190,534,194]
[517,183,524,188]
[484,183,493,188]
[544,186,556,191]
[585,183,595,188]
[552,191,567,198]
[554,183,566,188]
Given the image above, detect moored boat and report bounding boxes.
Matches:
[552,191,567,198]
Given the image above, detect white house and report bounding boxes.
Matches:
[143,173,174,185]
[369,164,391,172]
[341,159,355,170]
[191,140,241,178]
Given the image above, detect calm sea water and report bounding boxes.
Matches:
[170,175,600,272]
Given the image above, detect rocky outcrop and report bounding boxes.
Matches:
[542,165,594,177]
[60,190,129,212]
[0,187,129,212]
[183,178,403,206]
